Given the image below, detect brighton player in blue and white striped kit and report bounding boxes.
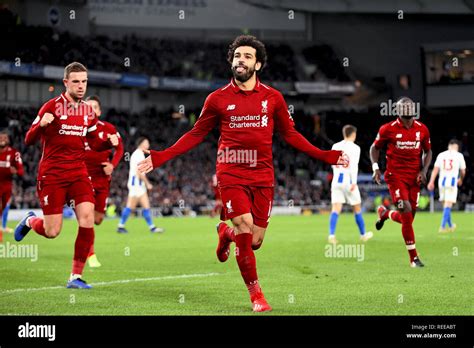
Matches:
[427,139,466,233]
[328,125,373,244]
[117,137,164,233]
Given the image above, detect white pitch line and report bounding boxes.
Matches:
[0,272,221,294]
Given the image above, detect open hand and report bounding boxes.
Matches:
[138,150,153,174]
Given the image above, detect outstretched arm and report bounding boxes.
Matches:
[279,128,344,165]
[275,93,343,165]
[138,96,218,174]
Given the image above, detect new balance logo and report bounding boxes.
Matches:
[43,195,49,206]
[227,104,235,111]
[396,134,403,138]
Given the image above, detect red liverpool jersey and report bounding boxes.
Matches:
[151,78,342,187]
[84,120,124,178]
[0,146,24,183]
[373,118,431,179]
[25,92,112,183]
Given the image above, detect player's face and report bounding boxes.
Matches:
[140,139,150,151]
[231,46,261,82]
[64,71,88,101]
[397,103,415,119]
[0,133,8,148]
[87,100,102,117]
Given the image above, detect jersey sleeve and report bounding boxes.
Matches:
[421,125,431,151]
[350,146,360,184]
[275,92,342,165]
[110,126,124,168]
[86,114,113,152]
[12,149,24,177]
[434,154,442,168]
[459,154,467,170]
[150,93,219,168]
[25,101,52,145]
[372,124,389,149]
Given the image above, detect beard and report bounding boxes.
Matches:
[401,115,415,120]
[232,64,256,82]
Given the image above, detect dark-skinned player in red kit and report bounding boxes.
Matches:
[370,97,432,268]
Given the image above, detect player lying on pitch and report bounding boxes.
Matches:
[137,35,347,312]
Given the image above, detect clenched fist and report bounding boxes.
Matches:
[107,133,119,146]
[40,113,55,127]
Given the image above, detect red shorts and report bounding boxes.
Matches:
[91,176,111,214]
[0,183,12,214]
[219,185,274,228]
[37,176,95,215]
[385,173,420,210]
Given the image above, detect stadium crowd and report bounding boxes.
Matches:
[1,6,352,84]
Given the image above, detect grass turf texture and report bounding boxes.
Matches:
[0,213,472,315]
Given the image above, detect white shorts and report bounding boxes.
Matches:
[331,185,362,205]
[127,183,147,198]
[439,186,458,203]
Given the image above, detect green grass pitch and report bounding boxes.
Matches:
[0,212,472,315]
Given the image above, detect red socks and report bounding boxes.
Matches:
[235,233,258,288]
[401,212,417,262]
[88,243,95,257]
[72,227,95,275]
[388,210,402,224]
[29,217,48,237]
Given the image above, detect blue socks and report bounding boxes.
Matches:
[119,207,131,226]
[2,203,10,229]
[142,208,155,228]
[441,207,452,228]
[329,212,339,236]
[355,212,366,235]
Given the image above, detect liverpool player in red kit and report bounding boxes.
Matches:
[84,95,124,268]
[370,97,432,268]
[15,62,118,288]
[138,36,346,312]
[0,131,24,242]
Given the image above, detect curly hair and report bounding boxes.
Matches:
[227,35,267,71]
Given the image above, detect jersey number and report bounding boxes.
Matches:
[443,159,453,171]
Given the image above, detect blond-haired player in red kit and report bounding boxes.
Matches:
[138,36,347,312]
[15,62,118,289]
